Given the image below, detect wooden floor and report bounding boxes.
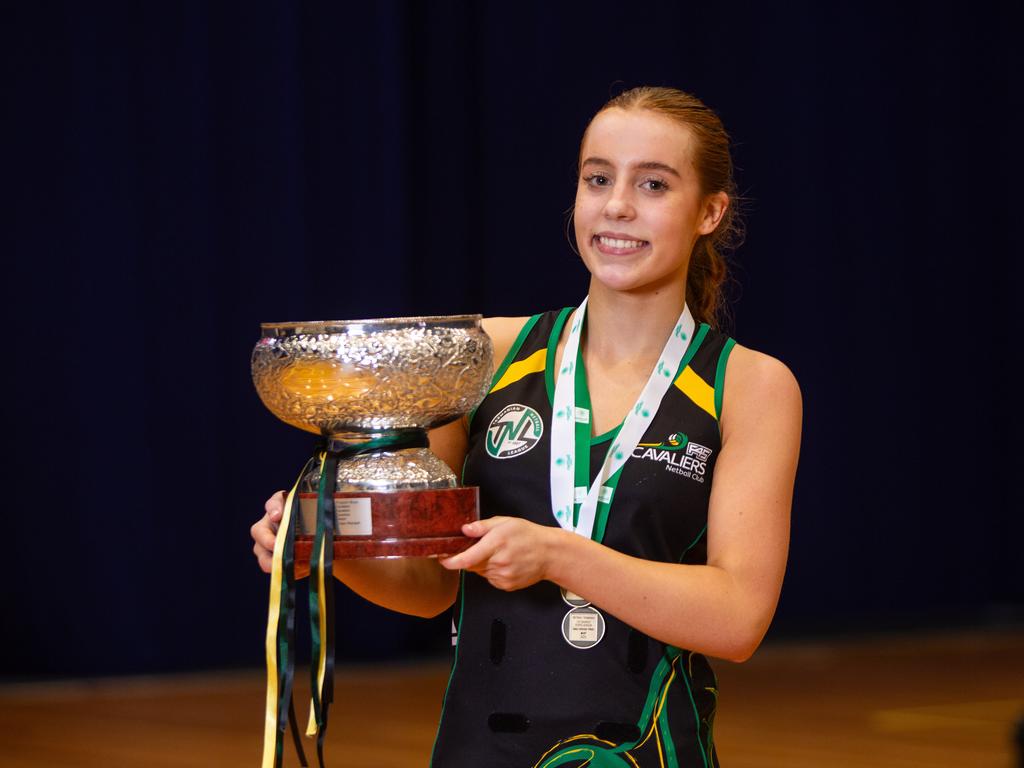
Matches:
[1,629,1021,767]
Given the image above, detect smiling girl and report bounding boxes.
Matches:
[252,86,801,767]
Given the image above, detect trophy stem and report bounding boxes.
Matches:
[322,428,429,456]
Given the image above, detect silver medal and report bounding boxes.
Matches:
[561,606,606,649]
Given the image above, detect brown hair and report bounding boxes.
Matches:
[582,86,742,328]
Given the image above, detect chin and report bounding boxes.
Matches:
[588,266,682,297]
[583,252,686,294]
[587,267,637,293]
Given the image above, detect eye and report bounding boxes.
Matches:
[583,173,611,188]
[640,178,668,192]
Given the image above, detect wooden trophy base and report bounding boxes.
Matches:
[294,486,479,561]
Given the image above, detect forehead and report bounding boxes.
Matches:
[581,108,694,169]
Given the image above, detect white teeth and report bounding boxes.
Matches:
[598,236,646,249]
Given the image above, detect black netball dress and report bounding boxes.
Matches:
[431,308,736,768]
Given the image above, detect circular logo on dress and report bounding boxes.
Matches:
[560,587,591,608]
[561,606,606,649]
[485,403,544,459]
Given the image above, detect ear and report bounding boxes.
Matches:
[696,191,729,236]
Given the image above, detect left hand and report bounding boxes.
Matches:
[440,517,556,592]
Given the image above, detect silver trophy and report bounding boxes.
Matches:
[252,315,493,559]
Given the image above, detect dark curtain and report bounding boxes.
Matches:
[4,1,1021,677]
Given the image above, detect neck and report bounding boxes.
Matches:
[582,278,689,366]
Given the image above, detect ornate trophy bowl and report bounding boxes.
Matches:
[252,315,493,560]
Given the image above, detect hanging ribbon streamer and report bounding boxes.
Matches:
[261,429,430,768]
[306,451,337,768]
[262,457,314,768]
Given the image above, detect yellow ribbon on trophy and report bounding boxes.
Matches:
[262,456,317,768]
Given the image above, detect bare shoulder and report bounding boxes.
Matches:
[723,344,801,402]
[481,316,531,364]
[720,344,802,438]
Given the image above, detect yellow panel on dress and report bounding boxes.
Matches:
[491,348,546,393]
[674,365,717,420]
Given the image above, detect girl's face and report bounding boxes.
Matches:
[574,108,725,296]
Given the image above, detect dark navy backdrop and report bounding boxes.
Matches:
[4,1,1021,678]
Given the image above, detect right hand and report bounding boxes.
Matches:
[251,491,310,578]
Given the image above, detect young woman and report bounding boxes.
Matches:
[252,86,801,767]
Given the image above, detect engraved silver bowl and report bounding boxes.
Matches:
[252,315,493,498]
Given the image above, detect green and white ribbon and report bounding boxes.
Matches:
[550,296,695,539]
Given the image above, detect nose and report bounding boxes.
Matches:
[603,185,635,220]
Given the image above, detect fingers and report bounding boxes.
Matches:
[254,543,274,574]
[461,516,506,539]
[265,490,287,525]
[439,518,507,569]
[438,551,463,571]
[254,543,311,579]
[250,516,278,554]
[442,517,516,570]
[441,532,500,571]
[253,490,289,573]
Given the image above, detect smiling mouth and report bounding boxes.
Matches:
[594,235,649,250]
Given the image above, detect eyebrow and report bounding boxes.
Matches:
[581,156,682,178]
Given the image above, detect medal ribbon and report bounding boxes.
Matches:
[550,296,696,539]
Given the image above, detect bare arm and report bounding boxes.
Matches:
[251,315,530,618]
[441,345,801,661]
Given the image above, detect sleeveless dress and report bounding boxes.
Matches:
[431,308,736,768]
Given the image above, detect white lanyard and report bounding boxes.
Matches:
[549,296,696,538]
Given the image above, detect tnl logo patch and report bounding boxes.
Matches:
[486,403,544,459]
